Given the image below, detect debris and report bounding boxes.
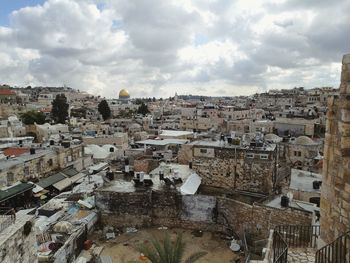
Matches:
[158,226,168,230]
[78,199,93,209]
[229,240,240,252]
[126,227,138,233]
[93,246,104,256]
[84,240,93,250]
[191,230,203,237]
[53,221,73,234]
[106,232,116,240]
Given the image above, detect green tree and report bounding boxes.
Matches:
[20,111,46,125]
[135,233,207,263]
[137,102,150,115]
[51,94,69,124]
[98,99,111,120]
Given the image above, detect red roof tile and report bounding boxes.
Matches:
[3,148,29,157]
[0,89,16,96]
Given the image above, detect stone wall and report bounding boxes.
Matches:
[133,158,159,173]
[0,214,36,263]
[320,54,350,244]
[192,147,276,194]
[217,198,313,237]
[96,189,312,239]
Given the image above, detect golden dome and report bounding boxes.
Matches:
[119,89,130,99]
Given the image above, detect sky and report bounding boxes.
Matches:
[0,0,349,98]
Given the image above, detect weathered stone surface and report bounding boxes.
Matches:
[96,189,312,239]
[321,54,350,244]
[343,54,350,64]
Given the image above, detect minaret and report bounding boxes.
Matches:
[320,54,350,245]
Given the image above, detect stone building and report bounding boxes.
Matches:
[320,54,350,245]
[0,144,85,187]
[185,139,286,194]
[285,135,323,172]
[0,212,36,263]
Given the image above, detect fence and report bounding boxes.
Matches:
[272,230,288,263]
[0,207,15,233]
[316,231,350,263]
[275,225,320,248]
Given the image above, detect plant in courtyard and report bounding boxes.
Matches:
[135,233,207,263]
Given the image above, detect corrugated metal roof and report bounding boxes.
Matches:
[38,173,66,189]
[0,183,34,202]
[61,167,79,178]
[52,173,86,191]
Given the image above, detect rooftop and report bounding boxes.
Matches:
[189,139,277,151]
[289,169,322,193]
[136,138,189,146]
[265,195,319,214]
[99,164,195,193]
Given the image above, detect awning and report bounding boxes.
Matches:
[0,182,34,202]
[180,173,201,195]
[38,173,66,189]
[52,173,86,191]
[61,167,79,177]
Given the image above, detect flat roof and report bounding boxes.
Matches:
[289,169,322,193]
[99,164,194,193]
[265,195,319,213]
[189,140,276,151]
[160,130,193,137]
[136,139,189,146]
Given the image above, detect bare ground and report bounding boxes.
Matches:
[96,228,242,263]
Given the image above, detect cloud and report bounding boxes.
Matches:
[0,0,348,98]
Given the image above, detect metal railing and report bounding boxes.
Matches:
[0,207,15,233]
[273,230,288,263]
[316,231,350,263]
[275,225,320,248]
[244,231,251,263]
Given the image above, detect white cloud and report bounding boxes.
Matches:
[0,0,348,98]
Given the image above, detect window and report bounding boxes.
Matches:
[24,166,29,176]
[48,159,53,166]
[260,154,268,160]
[200,148,207,154]
[246,153,254,158]
[7,172,14,184]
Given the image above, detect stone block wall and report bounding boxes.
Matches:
[320,54,350,244]
[217,198,313,237]
[192,147,276,194]
[133,158,159,173]
[96,189,312,239]
[0,215,36,263]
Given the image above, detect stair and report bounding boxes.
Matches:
[287,247,316,263]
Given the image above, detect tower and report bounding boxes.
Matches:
[320,54,350,245]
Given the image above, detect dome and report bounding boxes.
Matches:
[119,89,130,99]
[295,136,314,145]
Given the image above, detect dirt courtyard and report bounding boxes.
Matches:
[96,228,242,263]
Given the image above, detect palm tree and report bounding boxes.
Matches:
[135,233,207,263]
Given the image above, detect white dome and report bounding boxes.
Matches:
[295,136,315,145]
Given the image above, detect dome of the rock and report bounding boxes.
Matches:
[119,89,130,99]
